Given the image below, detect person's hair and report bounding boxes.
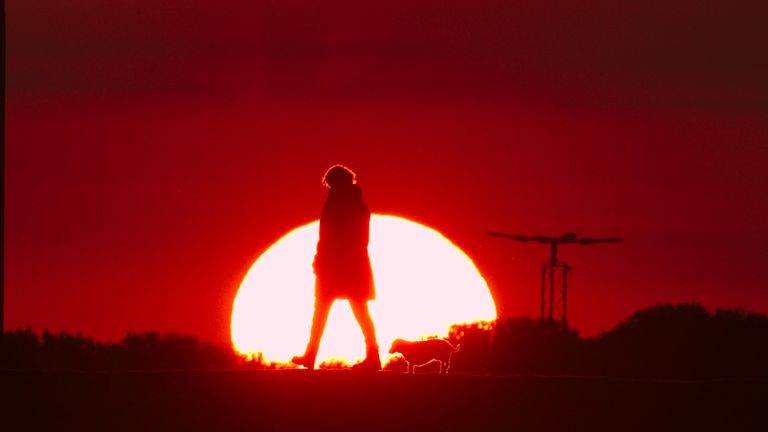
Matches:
[322,165,356,188]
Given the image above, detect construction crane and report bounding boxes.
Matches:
[488,232,623,326]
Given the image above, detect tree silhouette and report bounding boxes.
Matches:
[596,303,768,378]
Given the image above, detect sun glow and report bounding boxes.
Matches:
[231,215,496,365]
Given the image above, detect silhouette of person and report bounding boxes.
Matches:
[292,165,381,371]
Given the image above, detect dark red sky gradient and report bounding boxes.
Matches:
[6,1,768,342]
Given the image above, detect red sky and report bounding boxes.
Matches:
[5,1,768,342]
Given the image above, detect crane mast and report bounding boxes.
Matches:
[488,231,623,326]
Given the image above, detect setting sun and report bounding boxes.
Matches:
[231,215,496,365]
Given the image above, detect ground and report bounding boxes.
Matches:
[2,370,765,431]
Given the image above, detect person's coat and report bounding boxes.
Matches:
[313,183,375,301]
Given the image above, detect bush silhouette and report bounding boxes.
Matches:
[1,329,239,370]
[448,319,583,375]
[447,303,768,378]
[448,321,495,373]
[1,327,44,369]
[117,331,240,370]
[2,303,767,377]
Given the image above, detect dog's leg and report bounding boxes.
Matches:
[408,363,415,374]
[440,361,448,374]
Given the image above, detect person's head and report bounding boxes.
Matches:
[322,165,356,188]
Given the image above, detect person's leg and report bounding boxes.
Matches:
[307,296,334,356]
[350,299,381,370]
[292,296,333,369]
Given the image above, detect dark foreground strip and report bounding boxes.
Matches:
[2,369,765,431]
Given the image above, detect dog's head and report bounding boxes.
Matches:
[388,338,407,354]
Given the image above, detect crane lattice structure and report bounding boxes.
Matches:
[488,232,622,326]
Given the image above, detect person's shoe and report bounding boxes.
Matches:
[352,351,381,372]
[291,354,316,370]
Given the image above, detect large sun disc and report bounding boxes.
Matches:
[231,215,496,365]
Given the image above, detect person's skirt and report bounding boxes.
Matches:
[313,252,375,301]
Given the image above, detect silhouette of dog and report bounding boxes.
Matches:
[388,338,460,374]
